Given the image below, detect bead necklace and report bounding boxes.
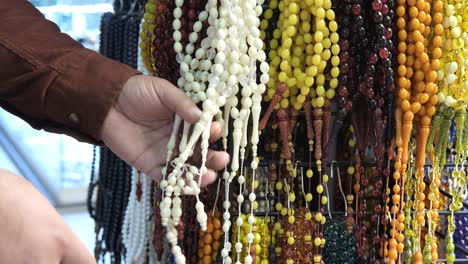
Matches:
[122,171,153,263]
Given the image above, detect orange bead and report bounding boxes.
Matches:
[413,70,424,82]
[409,18,420,31]
[431,252,438,262]
[213,229,222,240]
[206,222,214,233]
[414,42,424,55]
[412,30,423,42]
[398,65,407,77]
[213,218,221,229]
[203,234,213,244]
[426,70,437,82]
[398,30,407,41]
[389,238,397,248]
[414,82,425,93]
[418,11,426,22]
[414,251,423,262]
[424,16,431,27]
[396,233,405,242]
[417,106,426,116]
[203,244,212,255]
[432,36,442,47]
[405,68,414,80]
[431,59,440,70]
[401,99,411,112]
[425,82,437,94]
[419,53,429,64]
[398,88,410,99]
[388,248,398,260]
[434,24,443,35]
[428,95,438,106]
[426,106,436,117]
[397,242,405,253]
[409,6,419,18]
[397,53,406,64]
[202,255,212,264]
[397,18,406,29]
[403,111,414,122]
[433,12,442,24]
[433,0,443,11]
[407,0,416,6]
[398,42,407,53]
[424,2,430,13]
[416,0,425,9]
[213,241,220,250]
[418,93,429,104]
[396,6,406,17]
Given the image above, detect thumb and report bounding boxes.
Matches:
[60,232,96,264]
[152,78,201,124]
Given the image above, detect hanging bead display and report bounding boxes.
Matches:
[87,0,468,262]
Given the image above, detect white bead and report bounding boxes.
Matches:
[215,52,226,64]
[247,233,254,243]
[238,175,245,184]
[245,255,253,264]
[172,19,181,30]
[225,257,232,264]
[212,63,224,75]
[249,192,256,202]
[447,73,457,84]
[251,160,258,169]
[222,223,231,232]
[237,194,244,203]
[223,212,231,220]
[221,249,229,258]
[235,242,243,252]
[173,7,182,18]
[160,180,168,188]
[248,46,258,57]
[236,217,243,226]
[449,62,458,73]
[229,63,241,74]
[175,0,183,6]
[223,201,231,208]
[187,43,195,55]
[216,96,227,106]
[199,10,208,21]
[260,73,269,84]
[248,215,255,224]
[174,42,183,53]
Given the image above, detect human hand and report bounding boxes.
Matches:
[101,75,229,186]
[0,170,95,264]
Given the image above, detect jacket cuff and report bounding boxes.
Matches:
[45,49,140,143]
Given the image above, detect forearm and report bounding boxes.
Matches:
[0,0,140,143]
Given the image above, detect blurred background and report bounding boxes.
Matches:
[0,0,115,254]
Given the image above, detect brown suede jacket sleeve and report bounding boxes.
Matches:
[0,0,140,144]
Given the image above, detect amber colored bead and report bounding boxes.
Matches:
[397,53,406,64]
[414,82,425,92]
[414,42,424,55]
[397,242,404,253]
[396,6,405,17]
[417,93,429,104]
[409,18,420,31]
[428,95,438,105]
[400,99,411,112]
[433,0,442,11]
[419,53,429,64]
[397,18,406,29]
[417,11,426,22]
[432,47,442,58]
[388,248,398,260]
[202,255,212,264]
[203,234,213,244]
[398,30,408,41]
[408,6,418,18]
[414,70,424,82]
[426,106,436,117]
[434,24,443,35]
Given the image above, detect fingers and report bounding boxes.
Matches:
[152,78,201,124]
[209,121,223,143]
[206,150,230,171]
[61,232,96,264]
